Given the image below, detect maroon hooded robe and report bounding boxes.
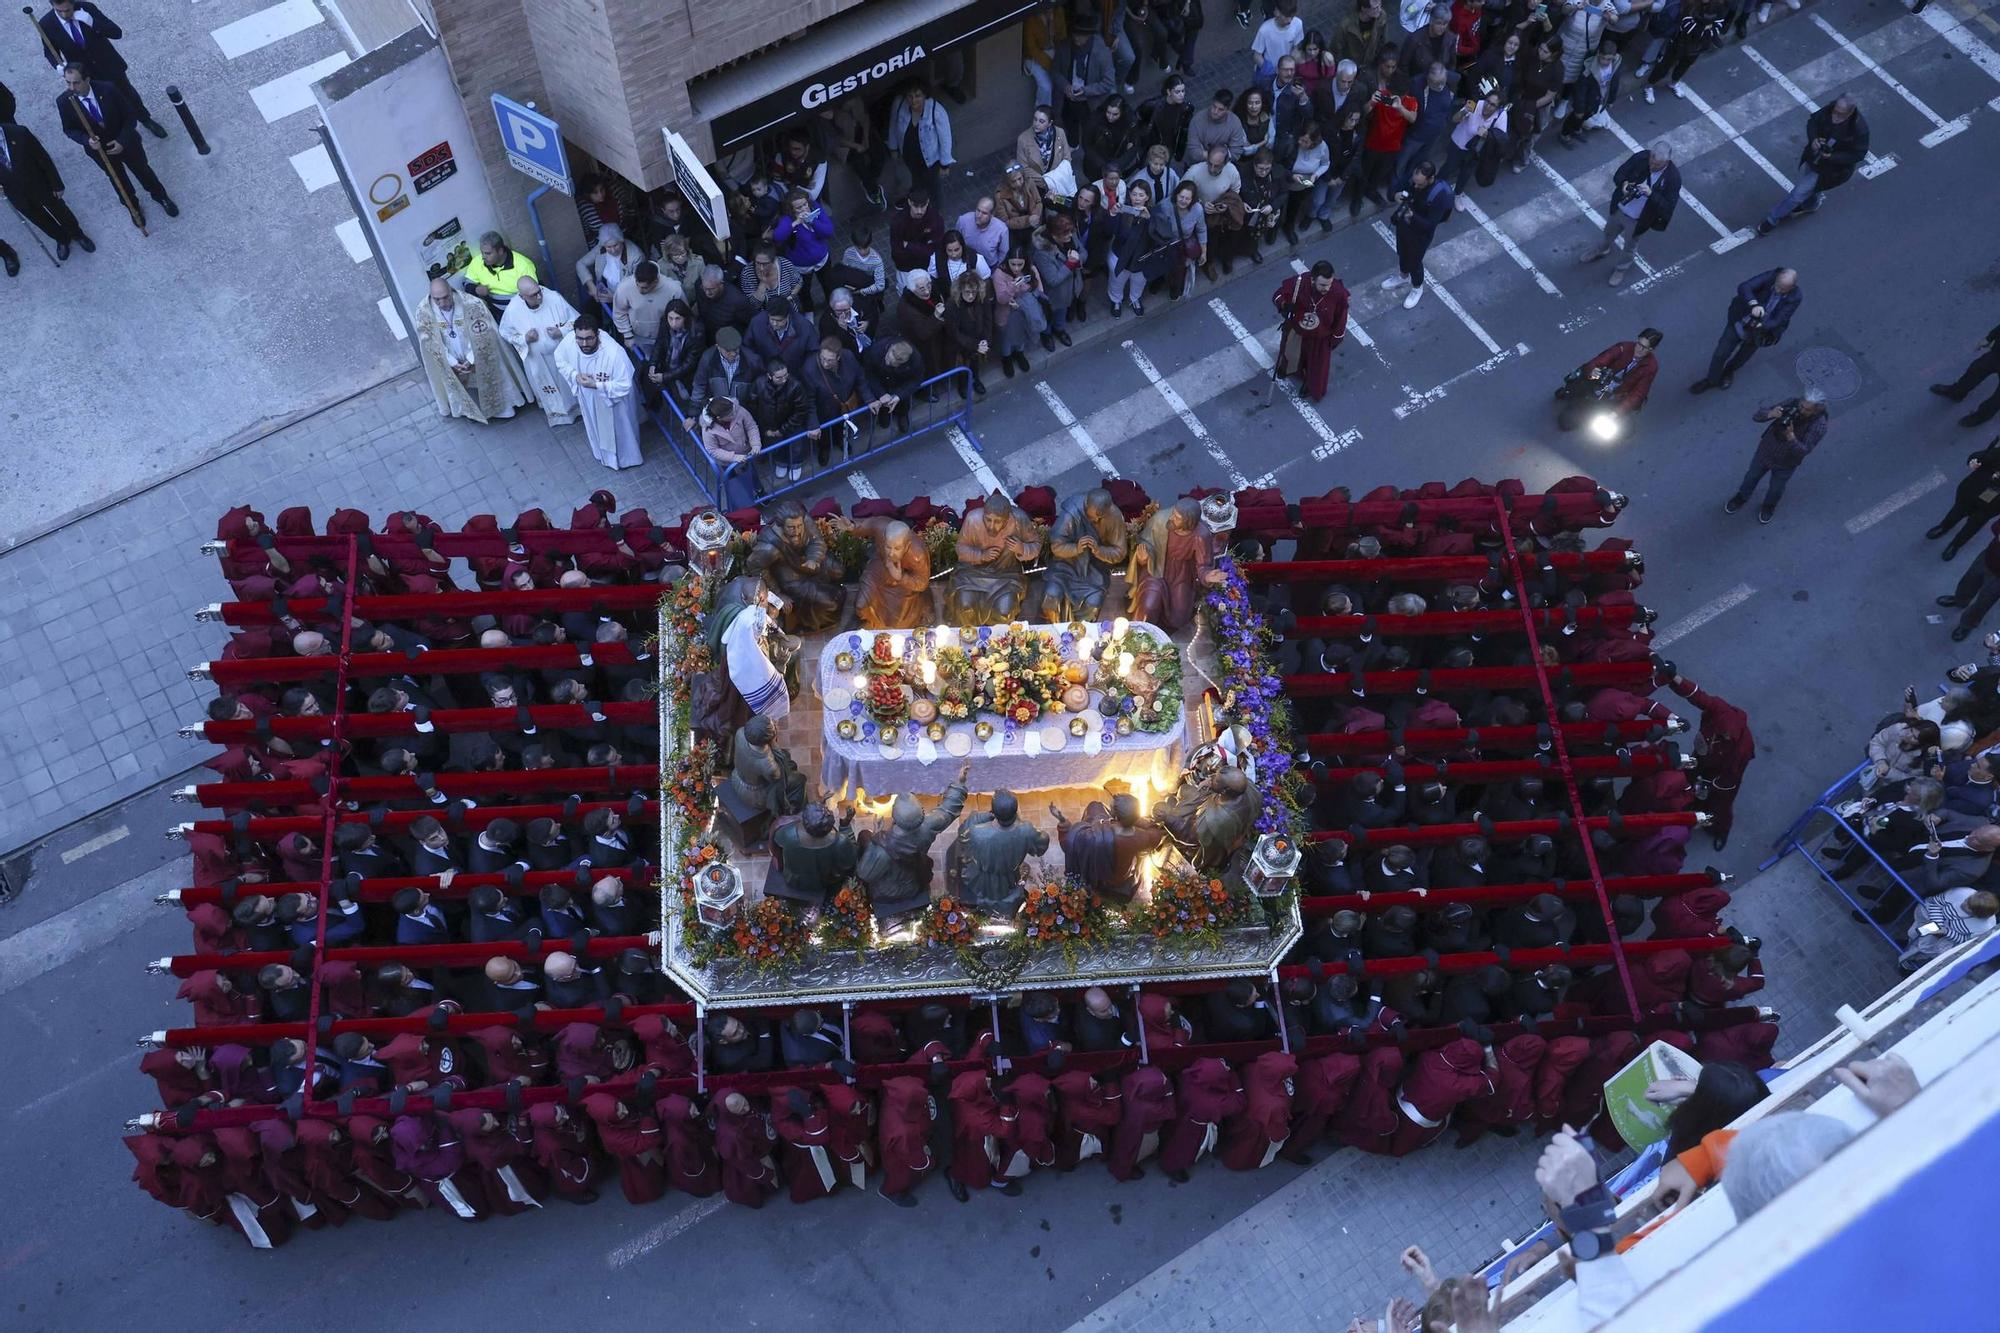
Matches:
[1532,1036,1593,1130]
[947,1069,1013,1190]
[1334,1046,1407,1152]
[447,1108,547,1215]
[770,1085,841,1202]
[1271,272,1350,402]
[187,902,240,954]
[659,1093,722,1197]
[1106,1065,1176,1181]
[1220,1051,1300,1170]
[1005,1073,1059,1174]
[633,1014,698,1076]
[379,1032,468,1092]
[125,1133,178,1208]
[1558,1031,1642,1148]
[526,1102,604,1202]
[822,1083,877,1189]
[178,971,257,1027]
[1386,1038,1494,1157]
[1670,676,1754,841]
[297,1117,399,1222]
[1652,885,1731,938]
[712,1098,781,1208]
[1052,1067,1124,1170]
[140,1050,211,1109]
[1159,1058,1247,1174]
[849,1010,909,1065]
[1695,1019,1779,1070]
[251,1118,334,1230]
[1620,770,1696,816]
[468,1026,551,1086]
[877,1076,936,1197]
[1689,952,1765,1007]
[346,1115,425,1211]
[1287,1050,1362,1152]
[390,1111,489,1218]
[1456,1033,1547,1145]
[583,1093,669,1205]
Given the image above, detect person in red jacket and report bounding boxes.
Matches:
[1334,1045,1406,1152]
[1651,883,1730,938]
[1663,667,1755,849]
[1285,1049,1361,1160]
[876,1074,936,1205]
[633,1014,697,1076]
[1159,1057,1247,1180]
[1455,1032,1547,1146]
[771,1086,841,1203]
[1220,1051,1299,1170]
[1386,1037,1494,1156]
[1555,329,1663,435]
[1106,1064,1176,1180]
[583,1093,668,1205]
[1051,1060,1125,1169]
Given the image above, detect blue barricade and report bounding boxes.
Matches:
[1759,759,1925,952]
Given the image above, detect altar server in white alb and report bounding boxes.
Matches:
[416,277,528,424]
[499,277,580,426]
[554,311,644,469]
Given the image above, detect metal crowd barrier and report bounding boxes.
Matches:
[1759,760,1921,951]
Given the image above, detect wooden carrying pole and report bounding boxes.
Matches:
[24,7,146,234]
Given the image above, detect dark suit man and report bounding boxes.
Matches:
[56,65,175,221]
[40,2,164,136]
[1692,267,1802,394]
[1587,145,1680,288]
[0,118,91,264]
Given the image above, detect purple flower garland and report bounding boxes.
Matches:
[1202,556,1306,838]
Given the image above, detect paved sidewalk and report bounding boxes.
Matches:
[0,371,709,857]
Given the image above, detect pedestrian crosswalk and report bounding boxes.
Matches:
[886,0,2000,511]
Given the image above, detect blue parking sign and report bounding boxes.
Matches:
[491,94,571,195]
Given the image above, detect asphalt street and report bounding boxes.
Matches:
[0,0,1996,1328]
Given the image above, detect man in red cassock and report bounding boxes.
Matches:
[448,1108,547,1215]
[1695,1016,1779,1069]
[1158,1058,1246,1181]
[1651,884,1731,938]
[297,1118,400,1221]
[1004,1072,1059,1176]
[771,1086,841,1203]
[1620,768,1696,816]
[1220,1051,1299,1170]
[1665,669,1754,850]
[346,1115,427,1211]
[849,1009,909,1064]
[1386,1037,1494,1157]
[713,1091,781,1208]
[876,1074,936,1205]
[1531,1035,1593,1133]
[1270,260,1350,402]
[1051,1059,1124,1170]
[1334,1045,1406,1152]
[178,970,255,1027]
[168,1134,242,1238]
[633,1013,697,1076]
[527,1102,603,1204]
[1689,945,1764,1007]
[582,1093,668,1205]
[823,1081,877,1191]
[391,1111,489,1219]
[210,1123,300,1244]
[469,1025,552,1086]
[1285,1050,1361,1161]
[659,1093,722,1197]
[1558,1031,1641,1149]
[1455,1033,1548,1146]
[1106,1064,1176,1181]
[250,1118,332,1231]
[141,1047,214,1109]
[948,1066,1022,1197]
[379,1031,469,1093]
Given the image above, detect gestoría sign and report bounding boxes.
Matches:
[704,0,1040,153]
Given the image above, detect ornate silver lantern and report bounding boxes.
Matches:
[1246,833,1302,899]
[686,509,734,578]
[693,861,745,931]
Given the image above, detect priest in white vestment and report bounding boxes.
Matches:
[498,277,580,426]
[415,277,528,423]
[552,311,644,470]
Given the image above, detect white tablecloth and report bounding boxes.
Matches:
[815,624,1186,797]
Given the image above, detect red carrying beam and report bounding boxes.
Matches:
[218,584,665,627]
[1308,811,1697,847]
[1280,660,1653,699]
[1239,549,1632,583]
[1302,719,1662,755]
[215,526,690,564]
[1274,934,1730,981]
[202,700,656,743]
[1288,604,1642,639]
[1310,749,1674,786]
[187,797,659,838]
[1300,872,1719,915]
[193,764,663,810]
[207,642,654,688]
[175,863,655,906]
[162,932,658,978]
[1232,490,1620,537]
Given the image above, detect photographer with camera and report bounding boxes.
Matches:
[1555,328,1663,434]
[1758,94,1871,234]
[1582,140,1679,287]
[1724,386,1828,524]
[1691,266,1801,394]
[1381,160,1454,310]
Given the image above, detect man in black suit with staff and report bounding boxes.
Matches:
[36,1,166,138]
[0,86,94,263]
[56,60,174,227]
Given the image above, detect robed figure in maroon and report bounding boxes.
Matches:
[1270,265,1351,402]
[1385,1038,1494,1157]
[1159,1058,1247,1176]
[1220,1051,1299,1170]
[1106,1065,1176,1181]
[1455,1033,1547,1146]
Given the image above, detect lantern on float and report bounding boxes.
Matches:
[693,861,745,931]
[686,510,734,578]
[1246,833,1301,899]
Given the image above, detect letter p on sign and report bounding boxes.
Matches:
[492,93,572,194]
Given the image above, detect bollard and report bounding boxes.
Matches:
[165,85,211,155]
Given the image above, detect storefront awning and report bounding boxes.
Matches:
[691,0,1041,155]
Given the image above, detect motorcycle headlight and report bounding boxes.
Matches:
[1587,410,1623,443]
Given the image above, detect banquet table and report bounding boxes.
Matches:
[815,623,1188,798]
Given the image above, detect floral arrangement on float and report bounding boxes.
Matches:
[1019,879,1115,965]
[818,881,875,959]
[730,897,811,972]
[1093,626,1184,734]
[919,896,980,952]
[1202,556,1309,842]
[1131,862,1259,949]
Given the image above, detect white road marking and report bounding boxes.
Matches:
[1601,115,1753,252]
[1369,220,1501,356]
[845,470,880,500]
[1458,196,1562,296]
[210,0,322,58]
[605,1196,728,1268]
[1392,343,1533,419]
[9,1050,133,1118]
[248,52,351,123]
[1652,583,1757,649]
[334,216,369,262]
[60,824,129,865]
[1845,471,1947,535]
[1811,14,1970,144]
[377,295,407,340]
[1740,44,1898,177]
[1914,6,2000,108]
[1674,80,1794,188]
[288,143,336,192]
[1206,299,1363,459]
[946,424,1003,494]
[1033,381,1118,475]
[1123,341,1248,488]
[0,865,176,997]
[1526,151,1659,280]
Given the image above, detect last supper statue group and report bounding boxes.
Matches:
[684,487,1260,939]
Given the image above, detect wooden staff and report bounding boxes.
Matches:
[22,7,145,234]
